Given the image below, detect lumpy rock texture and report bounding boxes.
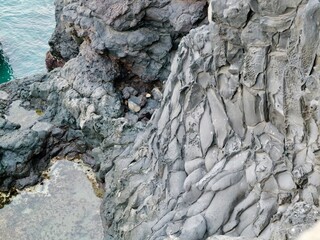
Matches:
[0,0,207,208]
[100,0,320,239]
[49,0,207,82]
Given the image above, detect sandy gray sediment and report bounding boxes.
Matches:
[0,160,103,240]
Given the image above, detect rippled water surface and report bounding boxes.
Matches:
[0,0,55,83]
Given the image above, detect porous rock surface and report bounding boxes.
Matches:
[49,0,208,82]
[2,0,320,240]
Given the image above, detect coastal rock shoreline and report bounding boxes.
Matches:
[2,0,320,240]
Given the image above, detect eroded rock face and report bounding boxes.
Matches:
[0,0,207,197]
[48,0,208,82]
[100,0,320,239]
[0,74,89,191]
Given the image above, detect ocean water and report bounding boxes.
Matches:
[0,0,55,83]
[0,47,13,83]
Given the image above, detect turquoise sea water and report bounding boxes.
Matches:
[0,0,55,83]
[0,47,13,82]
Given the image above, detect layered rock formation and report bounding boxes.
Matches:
[2,0,320,239]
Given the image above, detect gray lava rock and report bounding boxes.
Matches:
[180,214,207,240]
[122,87,138,100]
[4,1,320,240]
[48,0,208,81]
[151,87,163,101]
[128,99,141,113]
[0,129,47,190]
[207,237,257,240]
[99,1,320,239]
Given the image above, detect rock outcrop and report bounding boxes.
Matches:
[0,0,207,197]
[2,0,320,240]
[100,0,320,239]
[48,0,207,82]
[0,72,90,191]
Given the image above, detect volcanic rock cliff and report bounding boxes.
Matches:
[1,0,320,239]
